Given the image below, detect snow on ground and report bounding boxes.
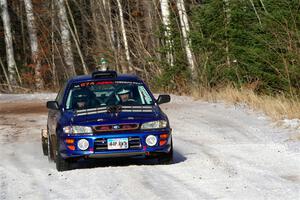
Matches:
[281,118,300,130]
[0,94,299,200]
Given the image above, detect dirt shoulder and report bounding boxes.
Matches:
[0,101,47,115]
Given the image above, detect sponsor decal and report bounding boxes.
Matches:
[112,125,120,130]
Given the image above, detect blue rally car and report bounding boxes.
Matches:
[42,70,173,171]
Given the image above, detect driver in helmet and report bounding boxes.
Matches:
[76,96,87,109]
[72,88,91,109]
[117,88,135,105]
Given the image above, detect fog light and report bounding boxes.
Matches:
[159,140,167,146]
[67,145,75,151]
[146,135,157,147]
[77,139,89,150]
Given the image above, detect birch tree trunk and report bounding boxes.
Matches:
[56,0,76,77]
[176,0,196,81]
[116,0,132,73]
[223,0,231,68]
[259,0,267,12]
[107,1,115,47]
[249,0,262,25]
[24,0,43,89]
[0,0,18,85]
[160,0,173,67]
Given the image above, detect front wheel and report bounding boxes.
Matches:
[56,153,71,172]
[55,138,71,171]
[158,140,173,165]
[47,134,54,162]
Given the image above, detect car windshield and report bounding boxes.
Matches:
[65,81,154,110]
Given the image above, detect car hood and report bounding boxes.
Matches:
[61,106,165,126]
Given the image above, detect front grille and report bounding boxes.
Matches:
[93,123,139,133]
[94,136,142,152]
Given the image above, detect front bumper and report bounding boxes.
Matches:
[59,129,172,159]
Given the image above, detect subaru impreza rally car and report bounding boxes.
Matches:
[42,70,173,171]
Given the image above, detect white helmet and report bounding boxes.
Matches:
[117,89,130,95]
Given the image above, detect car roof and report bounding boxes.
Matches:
[68,73,143,84]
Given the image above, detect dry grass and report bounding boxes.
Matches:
[192,86,300,121]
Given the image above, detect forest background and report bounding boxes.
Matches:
[1,0,299,119]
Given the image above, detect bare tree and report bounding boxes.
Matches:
[65,0,88,75]
[92,0,117,70]
[116,0,132,73]
[51,0,58,88]
[56,0,76,77]
[0,57,12,91]
[141,0,155,50]
[176,0,196,81]
[24,0,44,89]
[0,0,19,86]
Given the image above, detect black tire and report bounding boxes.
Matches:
[55,137,71,172]
[47,135,54,162]
[158,140,173,165]
[41,132,48,156]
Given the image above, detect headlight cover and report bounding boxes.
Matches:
[63,126,93,134]
[141,120,167,130]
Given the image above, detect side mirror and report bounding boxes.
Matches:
[156,94,171,105]
[46,101,59,110]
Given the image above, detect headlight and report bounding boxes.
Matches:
[141,120,167,130]
[63,126,93,134]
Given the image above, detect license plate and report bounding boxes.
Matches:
[107,138,128,150]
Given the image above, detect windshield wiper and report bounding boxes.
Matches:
[107,105,122,113]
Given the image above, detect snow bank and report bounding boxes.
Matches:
[281,118,300,130]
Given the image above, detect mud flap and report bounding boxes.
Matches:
[41,129,48,156]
